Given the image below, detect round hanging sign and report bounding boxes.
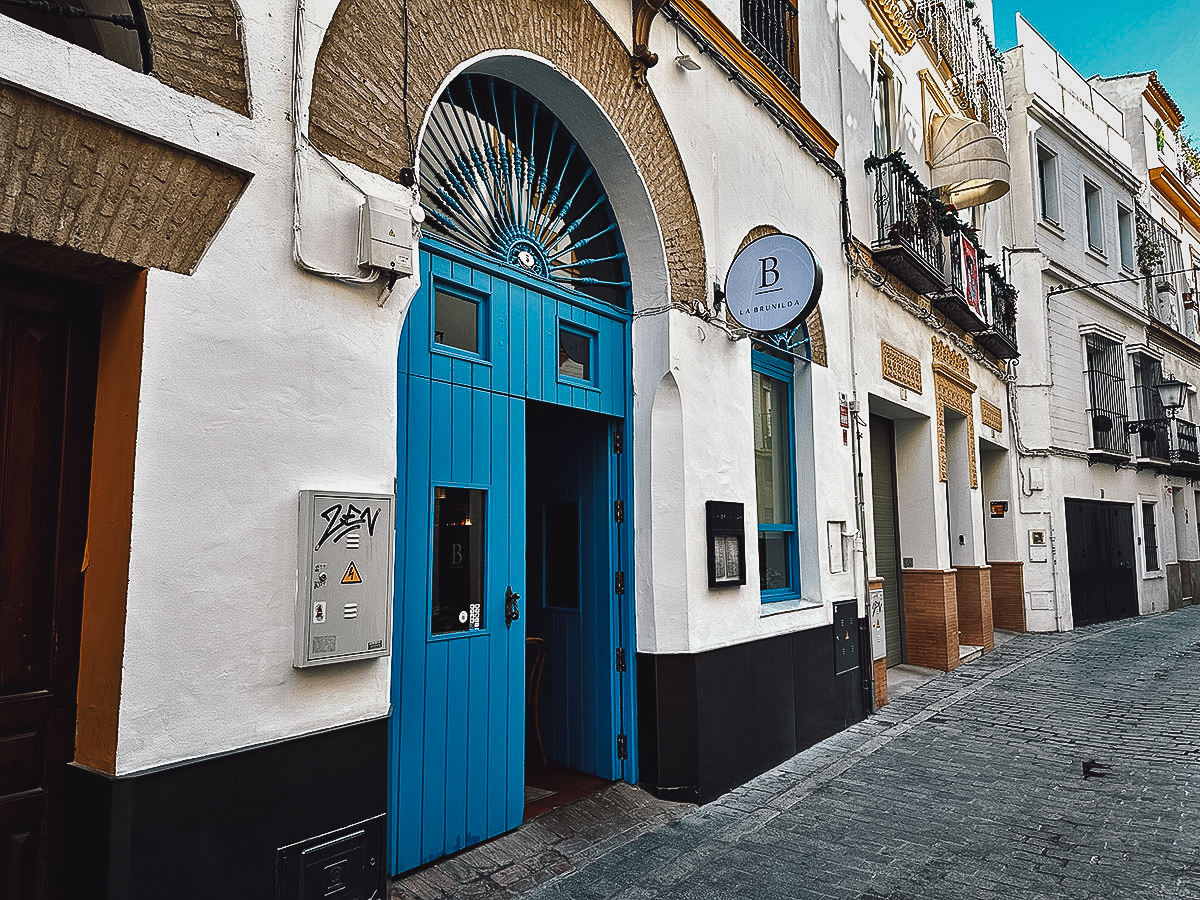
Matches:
[724,233,823,334]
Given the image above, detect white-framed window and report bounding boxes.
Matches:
[1117,205,1135,271]
[872,54,895,158]
[1084,179,1104,253]
[1037,144,1060,224]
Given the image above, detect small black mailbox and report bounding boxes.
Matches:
[705,501,747,588]
[833,599,859,676]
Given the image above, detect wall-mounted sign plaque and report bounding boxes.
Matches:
[724,233,823,334]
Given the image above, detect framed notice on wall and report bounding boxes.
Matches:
[705,501,747,588]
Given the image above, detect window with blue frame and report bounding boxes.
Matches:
[752,349,799,600]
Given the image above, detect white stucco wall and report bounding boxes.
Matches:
[636,21,862,654]
[2,8,405,773]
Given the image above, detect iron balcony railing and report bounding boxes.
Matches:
[741,0,800,94]
[1173,419,1200,466]
[913,0,1008,148]
[1124,416,1200,468]
[865,152,1019,358]
[1127,382,1171,461]
[1126,417,1171,462]
[1138,206,1188,333]
[976,264,1018,358]
[865,152,946,295]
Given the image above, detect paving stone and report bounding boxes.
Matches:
[393,608,1200,900]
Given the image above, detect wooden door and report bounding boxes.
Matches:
[0,266,100,900]
[1066,499,1138,626]
[392,374,526,872]
[391,242,632,873]
[869,415,904,665]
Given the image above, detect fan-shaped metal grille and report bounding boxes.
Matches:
[420,74,630,307]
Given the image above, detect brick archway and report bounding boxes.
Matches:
[308,0,706,306]
[142,0,250,115]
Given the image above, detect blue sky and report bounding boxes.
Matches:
[991,1,1200,133]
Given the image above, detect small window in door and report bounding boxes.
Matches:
[431,487,486,634]
[558,326,593,382]
[434,289,482,355]
[543,502,580,610]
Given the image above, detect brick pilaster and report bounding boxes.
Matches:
[955,565,994,652]
[900,569,959,671]
[989,560,1026,631]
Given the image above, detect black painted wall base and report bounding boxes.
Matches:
[637,623,866,804]
[58,716,389,900]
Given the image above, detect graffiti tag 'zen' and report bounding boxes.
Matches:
[315,503,382,552]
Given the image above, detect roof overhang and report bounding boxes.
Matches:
[928,114,1010,208]
[1149,166,1200,234]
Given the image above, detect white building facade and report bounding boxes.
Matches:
[1003,16,1200,633]
[0,0,897,895]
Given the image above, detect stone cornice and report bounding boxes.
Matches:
[865,0,916,54]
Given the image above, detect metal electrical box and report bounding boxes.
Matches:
[358,195,415,276]
[295,491,394,668]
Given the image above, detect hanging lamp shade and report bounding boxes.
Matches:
[928,114,1011,208]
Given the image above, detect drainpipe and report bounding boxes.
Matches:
[831,0,875,712]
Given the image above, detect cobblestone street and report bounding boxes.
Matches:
[395,607,1200,900]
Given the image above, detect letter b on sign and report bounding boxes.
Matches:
[759,256,780,289]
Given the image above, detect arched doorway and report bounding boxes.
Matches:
[390,72,636,873]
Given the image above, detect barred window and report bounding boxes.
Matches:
[741,0,800,93]
[1131,352,1169,460]
[1083,334,1128,454]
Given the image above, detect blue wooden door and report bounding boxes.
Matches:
[392,251,527,872]
[391,241,632,873]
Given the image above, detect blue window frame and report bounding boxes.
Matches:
[432,283,488,360]
[751,349,799,601]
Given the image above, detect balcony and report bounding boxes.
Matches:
[932,227,991,335]
[913,0,1008,149]
[866,151,1019,359]
[866,152,947,296]
[974,266,1019,359]
[740,0,800,95]
[1125,417,1200,472]
[1138,206,1192,337]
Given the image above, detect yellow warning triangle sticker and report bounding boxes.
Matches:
[342,561,362,584]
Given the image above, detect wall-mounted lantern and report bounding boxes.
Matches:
[1155,377,1189,417]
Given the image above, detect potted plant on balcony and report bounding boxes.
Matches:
[1136,215,1165,275]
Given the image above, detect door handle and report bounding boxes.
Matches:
[505,586,521,628]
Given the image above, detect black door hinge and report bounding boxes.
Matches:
[616,647,627,672]
[617,733,628,760]
[613,429,624,454]
[614,500,625,523]
[615,571,625,595]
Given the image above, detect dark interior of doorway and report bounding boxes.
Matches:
[523,401,615,819]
